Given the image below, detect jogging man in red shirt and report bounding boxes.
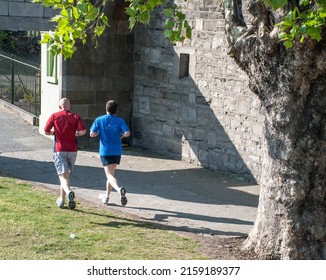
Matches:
[44,98,86,209]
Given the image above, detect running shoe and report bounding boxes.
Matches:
[67,191,76,210]
[120,187,127,206]
[99,193,109,204]
[56,198,64,208]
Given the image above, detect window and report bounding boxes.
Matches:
[46,42,58,84]
[179,53,189,79]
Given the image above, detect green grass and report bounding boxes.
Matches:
[0,176,206,260]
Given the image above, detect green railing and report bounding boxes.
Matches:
[0,52,41,117]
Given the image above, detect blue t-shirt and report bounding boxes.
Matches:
[90,114,129,156]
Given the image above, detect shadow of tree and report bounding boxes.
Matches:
[77,207,252,237]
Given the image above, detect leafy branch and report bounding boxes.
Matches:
[264,0,326,48]
[34,0,191,58]
[33,0,109,58]
[35,0,326,58]
[126,0,191,43]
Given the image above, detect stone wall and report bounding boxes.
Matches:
[36,0,264,183]
[63,3,133,148]
[132,0,264,183]
[39,2,133,149]
[0,0,56,31]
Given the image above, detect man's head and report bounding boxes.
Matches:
[59,98,70,110]
[106,100,118,115]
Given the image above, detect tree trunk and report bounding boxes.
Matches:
[225,0,326,259]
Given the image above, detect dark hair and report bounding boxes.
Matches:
[106,100,118,114]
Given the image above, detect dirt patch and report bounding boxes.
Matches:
[183,232,260,260]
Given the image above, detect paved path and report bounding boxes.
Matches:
[0,104,260,237]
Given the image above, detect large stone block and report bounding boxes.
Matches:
[9,2,43,17]
[62,76,90,91]
[147,66,168,83]
[0,16,54,30]
[66,90,96,105]
[0,3,8,16]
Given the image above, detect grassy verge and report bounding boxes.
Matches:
[0,176,206,260]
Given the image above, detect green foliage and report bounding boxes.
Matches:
[125,0,191,43]
[35,0,326,55]
[34,0,191,58]
[33,0,110,58]
[0,30,7,42]
[264,0,326,48]
[126,0,164,29]
[163,5,192,43]
[264,0,288,10]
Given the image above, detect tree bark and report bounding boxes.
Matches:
[224,0,326,259]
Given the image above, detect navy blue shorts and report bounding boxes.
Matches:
[100,155,121,166]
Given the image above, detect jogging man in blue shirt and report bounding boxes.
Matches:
[90,100,130,206]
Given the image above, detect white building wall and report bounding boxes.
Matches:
[38,38,63,136]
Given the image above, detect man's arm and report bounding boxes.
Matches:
[45,130,54,136]
[121,131,130,139]
[44,115,54,135]
[90,131,98,138]
[76,129,86,137]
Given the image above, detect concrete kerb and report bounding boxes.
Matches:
[0,99,38,126]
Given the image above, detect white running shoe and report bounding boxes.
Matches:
[56,198,64,208]
[99,193,109,204]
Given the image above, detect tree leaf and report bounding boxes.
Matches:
[186,25,192,39]
[129,17,137,30]
[94,25,106,37]
[58,18,69,29]
[72,7,79,19]
[264,0,288,10]
[85,7,99,21]
[308,26,322,41]
[283,40,293,48]
[139,11,150,24]
[163,29,172,38]
[126,7,138,17]
[61,8,69,17]
[76,3,88,14]
[165,20,175,29]
[164,8,173,17]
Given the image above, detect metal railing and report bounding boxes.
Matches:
[0,52,41,117]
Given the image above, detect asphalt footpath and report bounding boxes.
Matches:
[0,103,260,238]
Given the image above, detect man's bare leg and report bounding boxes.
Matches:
[104,164,119,194]
[58,172,70,199]
[58,172,75,209]
[103,164,127,206]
